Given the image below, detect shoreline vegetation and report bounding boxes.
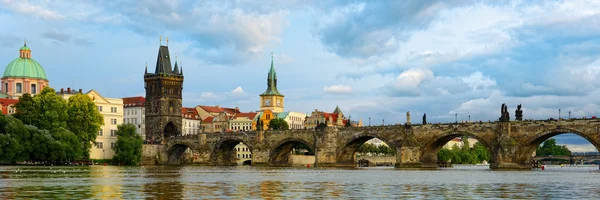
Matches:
[0,87,142,166]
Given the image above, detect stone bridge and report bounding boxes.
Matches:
[141,119,600,169]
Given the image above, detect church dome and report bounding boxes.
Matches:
[3,44,47,80]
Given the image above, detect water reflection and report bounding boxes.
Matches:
[142,166,184,199]
[1,165,600,199]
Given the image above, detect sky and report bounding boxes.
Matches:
[1,0,599,151]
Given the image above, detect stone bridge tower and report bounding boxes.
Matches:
[144,43,184,140]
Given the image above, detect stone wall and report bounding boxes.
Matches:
[141,144,167,165]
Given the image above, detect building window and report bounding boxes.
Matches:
[111,118,117,125]
[3,83,7,93]
[111,107,117,113]
[97,142,103,149]
[31,84,37,94]
[98,129,103,136]
[111,142,116,149]
[16,83,22,93]
[98,106,103,112]
[110,130,116,136]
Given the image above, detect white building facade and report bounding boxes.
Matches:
[182,107,201,135]
[277,111,306,129]
[123,96,145,138]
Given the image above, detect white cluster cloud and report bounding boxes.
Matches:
[323,85,353,94]
[231,86,245,96]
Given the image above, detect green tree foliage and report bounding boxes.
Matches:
[536,138,572,156]
[112,124,143,165]
[14,87,68,131]
[356,142,396,156]
[268,118,289,130]
[13,93,36,125]
[2,86,103,164]
[67,93,104,159]
[0,114,84,164]
[436,140,491,164]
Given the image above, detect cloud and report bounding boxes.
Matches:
[91,1,290,65]
[0,0,65,20]
[385,68,434,96]
[41,30,71,43]
[314,1,473,58]
[323,85,352,94]
[231,86,245,96]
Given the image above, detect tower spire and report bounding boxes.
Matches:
[173,53,179,74]
[260,53,283,97]
[145,62,148,74]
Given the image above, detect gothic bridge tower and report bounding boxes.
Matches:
[144,43,184,140]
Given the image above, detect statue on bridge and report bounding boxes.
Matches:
[499,103,510,122]
[515,104,523,121]
[422,113,427,124]
[406,111,411,125]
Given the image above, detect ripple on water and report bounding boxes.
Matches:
[1,165,600,199]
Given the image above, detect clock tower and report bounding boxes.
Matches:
[259,54,284,112]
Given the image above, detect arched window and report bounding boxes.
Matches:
[31,84,37,94]
[16,83,22,93]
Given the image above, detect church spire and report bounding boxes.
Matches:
[173,54,179,74]
[145,62,148,74]
[260,53,283,96]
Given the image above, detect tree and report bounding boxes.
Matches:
[472,142,490,162]
[13,93,36,126]
[113,124,143,165]
[14,87,68,131]
[268,118,289,130]
[536,138,572,156]
[67,93,104,159]
[438,148,453,163]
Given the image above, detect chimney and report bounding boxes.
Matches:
[60,88,64,94]
[67,87,71,93]
[79,89,82,93]
[216,105,220,108]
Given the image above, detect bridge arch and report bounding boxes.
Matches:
[164,122,180,138]
[210,137,253,166]
[336,132,397,166]
[421,130,494,167]
[519,128,600,163]
[166,143,194,165]
[270,138,314,166]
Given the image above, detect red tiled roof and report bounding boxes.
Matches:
[122,96,145,107]
[202,116,214,123]
[198,105,240,114]
[182,107,199,120]
[233,112,258,120]
[322,112,340,122]
[0,98,18,115]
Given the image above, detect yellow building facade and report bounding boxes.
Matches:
[57,88,123,160]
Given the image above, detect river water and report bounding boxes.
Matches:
[1,165,600,199]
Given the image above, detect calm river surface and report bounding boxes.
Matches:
[1,165,600,199]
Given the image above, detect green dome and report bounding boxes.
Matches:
[20,45,30,51]
[3,57,47,80]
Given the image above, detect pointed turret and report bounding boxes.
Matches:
[180,61,183,75]
[173,59,179,75]
[333,105,344,118]
[145,62,148,74]
[154,45,174,74]
[260,54,283,96]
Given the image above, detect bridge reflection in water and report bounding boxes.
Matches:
[143,118,600,170]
